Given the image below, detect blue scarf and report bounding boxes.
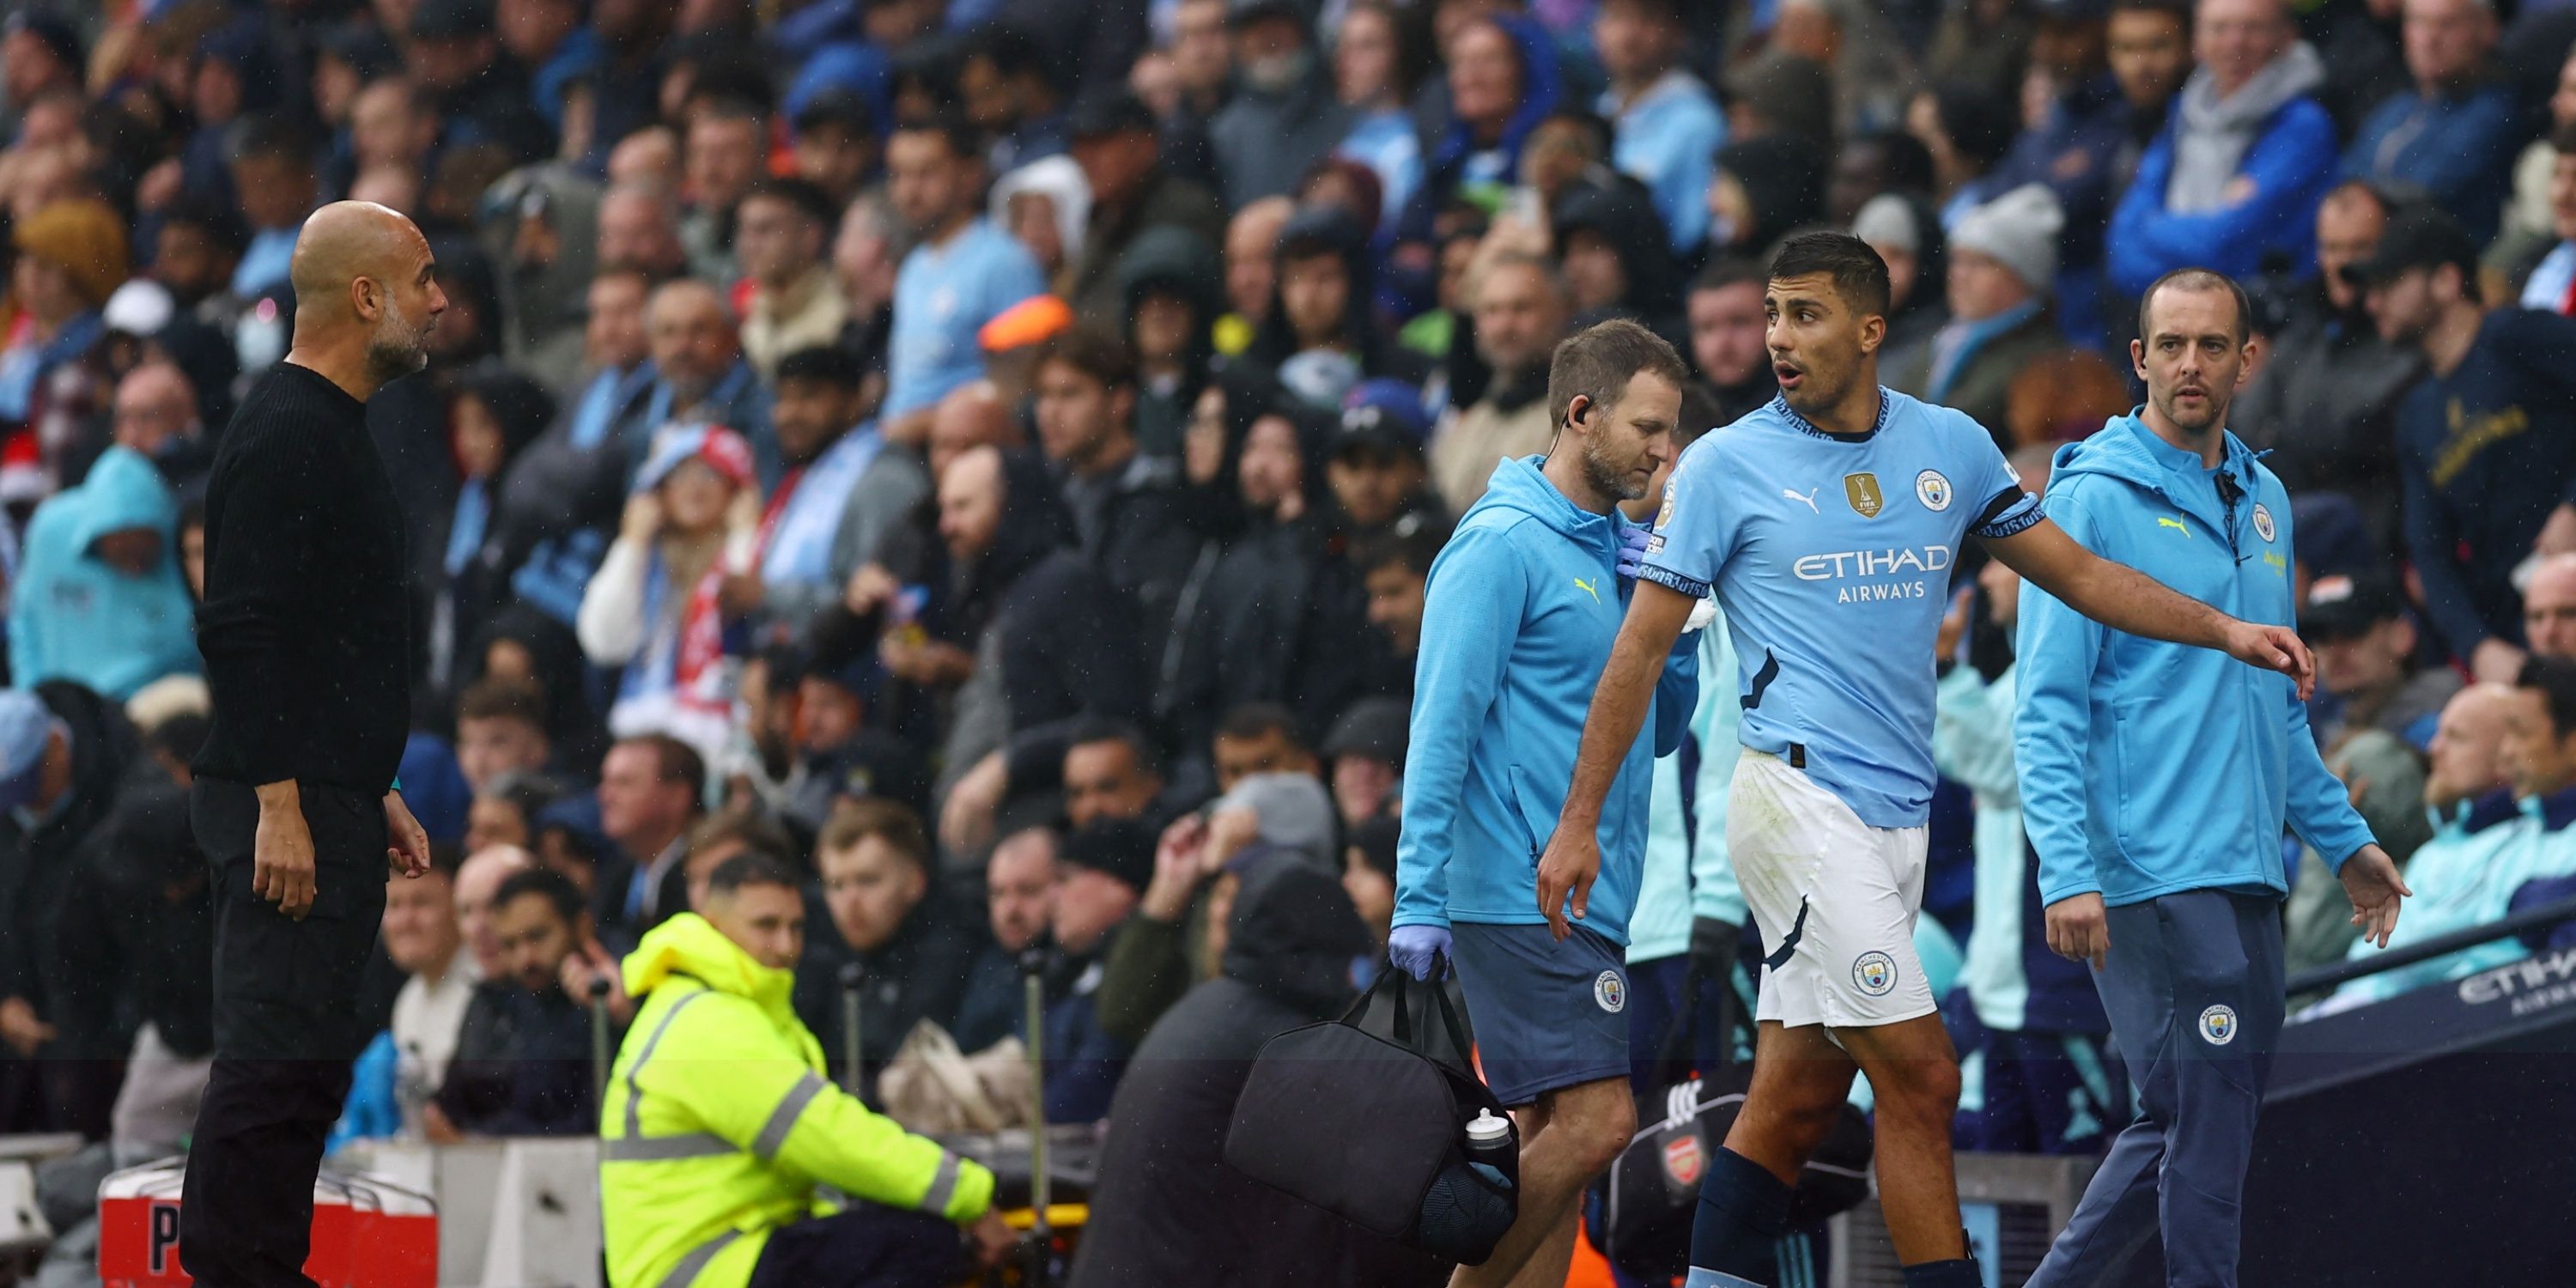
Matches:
[761,424,884,587]
[444,478,490,579]
[1927,300,2041,405]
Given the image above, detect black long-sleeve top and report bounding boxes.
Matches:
[193,363,413,792]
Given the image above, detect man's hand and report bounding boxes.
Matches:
[2044,892,2110,969]
[2220,619,2314,700]
[386,792,430,878]
[1206,805,1261,866]
[0,996,55,1056]
[618,493,663,544]
[562,939,636,1026]
[1535,825,1601,942]
[843,563,900,617]
[966,1209,1018,1268]
[1615,524,1652,582]
[938,750,1008,855]
[254,781,317,920]
[2473,637,2529,686]
[2340,844,2413,950]
[1388,924,1453,981]
[1140,814,1212,922]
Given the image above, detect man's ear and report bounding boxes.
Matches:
[1566,393,1590,430]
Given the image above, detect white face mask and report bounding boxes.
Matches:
[1245,48,1314,95]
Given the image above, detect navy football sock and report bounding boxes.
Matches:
[1689,1145,1792,1284]
[1899,1257,1983,1288]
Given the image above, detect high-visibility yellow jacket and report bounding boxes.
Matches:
[599,914,995,1288]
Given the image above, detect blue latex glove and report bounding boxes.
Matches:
[1389,924,1454,981]
[1617,523,1652,580]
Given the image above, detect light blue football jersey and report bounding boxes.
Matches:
[1638,389,2041,828]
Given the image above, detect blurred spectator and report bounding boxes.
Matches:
[1775,0,1920,137]
[1855,191,1954,380]
[736,179,850,382]
[4,197,125,466]
[1039,816,1149,1121]
[1343,814,1401,951]
[756,347,931,646]
[2106,0,2195,194]
[1322,696,1407,828]
[380,848,476,1138]
[926,380,1026,481]
[2519,123,2576,317]
[598,182,690,280]
[1354,522,1440,686]
[1065,91,1228,325]
[2232,180,2421,545]
[1704,133,1831,262]
[1686,259,1782,427]
[1071,850,1443,1288]
[2353,209,2576,682]
[1210,702,1320,794]
[1826,130,1939,228]
[499,0,600,127]
[1431,251,1568,513]
[1595,0,1726,253]
[151,197,252,317]
[1117,227,1224,458]
[1216,196,1297,356]
[882,116,1047,436]
[431,865,604,1137]
[1895,185,2067,440]
[0,13,78,137]
[2323,665,2576,1008]
[1970,0,2129,343]
[1333,2,1428,233]
[1211,0,1355,209]
[1552,178,1684,340]
[987,829,1060,958]
[1909,82,2020,222]
[2303,571,2462,752]
[1061,722,1166,832]
[349,77,443,195]
[676,809,798,917]
[1327,379,1447,548]
[470,770,564,854]
[434,362,557,690]
[223,118,318,301]
[456,677,556,793]
[1410,14,1561,234]
[494,265,659,629]
[993,155,1091,286]
[917,447,1147,848]
[1249,206,1408,403]
[791,92,879,210]
[2342,0,2517,244]
[9,446,199,702]
[640,279,775,481]
[2498,47,2576,279]
[593,734,711,945]
[578,425,763,763]
[1030,328,1200,671]
[409,0,556,164]
[960,24,1068,178]
[2282,722,2434,978]
[831,196,902,398]
[2105,0,2337,301]
[975,294,1076,404]
[2525,554,2576,659]
[106,361,210,495]
[797,799,1004,1089]
[781,652,928,829]
[1728,52,1839,151]
[680,98,766,281]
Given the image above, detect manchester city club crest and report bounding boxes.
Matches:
[2251,503,2275,543]
[1663,1135,1704,1187]
[2199,1004,2239,1045]
[1844,472,1884,519]
[1916,469,1953,512]
[1851,951,1898,997]
[1595,969,1626,1013]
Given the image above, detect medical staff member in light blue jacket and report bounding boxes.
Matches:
[1391,320,1699,1288]
[2014,268,2411,1288]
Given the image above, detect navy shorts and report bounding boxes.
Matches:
[1449,920,1631,1106]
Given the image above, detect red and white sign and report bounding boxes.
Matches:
[98,1160,437,1287]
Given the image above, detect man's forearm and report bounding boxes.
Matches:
[2050,557,2232,649]
[255,780,301,811]
[1561,637,1670,829]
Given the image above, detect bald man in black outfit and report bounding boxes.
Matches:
[185,202,446,1287]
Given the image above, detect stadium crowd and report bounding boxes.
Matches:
[7,0,2576,1278]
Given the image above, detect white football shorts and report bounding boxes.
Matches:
[1726,748,1936,1032]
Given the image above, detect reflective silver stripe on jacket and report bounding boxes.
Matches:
[622,987,712,1140]
[599,1133,735,1163]
[917,1151,962,1215]
[655,1228,741,1288]
[750,1072,828,1160]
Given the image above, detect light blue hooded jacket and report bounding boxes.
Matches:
[1394,457,1699,946]
[2014,413,2372,909]
[8,446,199,700]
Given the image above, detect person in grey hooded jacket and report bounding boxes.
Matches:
[1208,0,1356,209]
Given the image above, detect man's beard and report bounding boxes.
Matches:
[366,296,432,382]
[1581,435,1646,503]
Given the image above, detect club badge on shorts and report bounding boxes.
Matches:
[2251,503,2275,543]
[1851,951,1898,997]
[1595,969,1626,1013]
[2199,1005,2239,1046]
[1915,470,1952,512]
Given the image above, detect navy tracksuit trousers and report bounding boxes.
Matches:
[2026,889,2284,1288]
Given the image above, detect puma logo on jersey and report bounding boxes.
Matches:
[2157,517,2190,537]
[1783,487,1821,514]
[1572,577,1601,604]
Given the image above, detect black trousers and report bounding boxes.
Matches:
[180,777,388,1288]
[746,1205,963,1288]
